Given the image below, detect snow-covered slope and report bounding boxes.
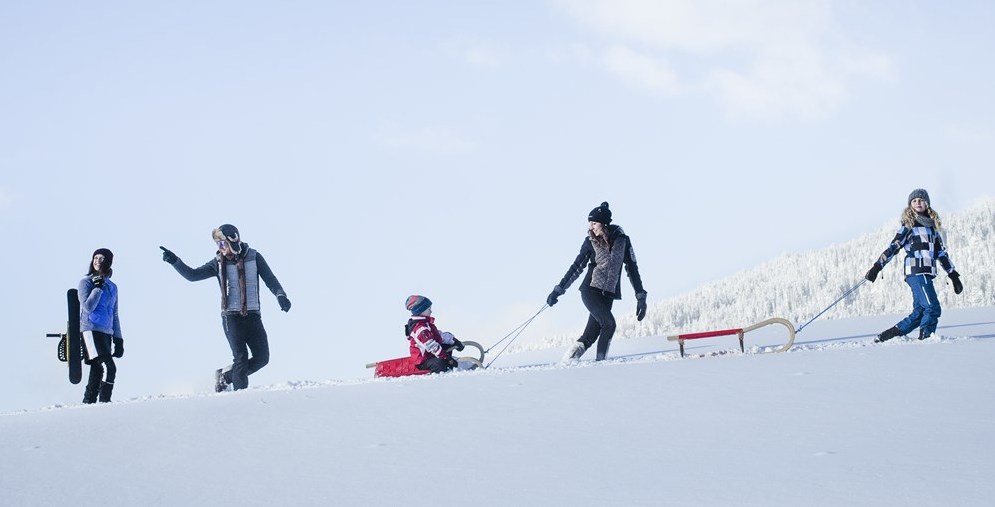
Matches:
[4,202,993,507]
[516,199,994,353]
[608,198,995,343]
[3,307,994,507]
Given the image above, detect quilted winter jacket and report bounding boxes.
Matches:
[169,245,287,314]
[78,276,122,337]
[557,225,646,300]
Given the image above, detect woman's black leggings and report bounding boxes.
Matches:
[579,289,616,360]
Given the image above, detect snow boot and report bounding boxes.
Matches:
[82,365,102,404]
[562,342,586,362]
[82,380,100,404]
[214,368,231,393]
[874,326,902,343]
[918,330,932,341]
[97,381,113,403]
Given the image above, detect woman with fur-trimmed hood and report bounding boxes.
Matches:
[546,202,648,362]
[865,189,964,342]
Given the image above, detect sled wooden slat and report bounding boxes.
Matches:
[673,328,744,340]
[667,318,795,358]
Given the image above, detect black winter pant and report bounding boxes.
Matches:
[87,358,117,384]
[417,355,456,373]
[222,313,269,390]
[579,289,616,360]
[83,331,117,386]
[83,331,117,404]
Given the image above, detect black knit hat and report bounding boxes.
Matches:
[212,224,243,254]
[214,224,240,243]
[588,202,612,224]
[88,248,113,276]
[908,188,930,206]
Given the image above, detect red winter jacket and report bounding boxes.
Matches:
[407,315,453,365]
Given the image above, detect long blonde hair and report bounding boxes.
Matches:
[901,206,941,229]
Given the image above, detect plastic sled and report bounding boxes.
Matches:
[367,341,484,378]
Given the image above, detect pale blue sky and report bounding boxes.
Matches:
[2,1,994,411]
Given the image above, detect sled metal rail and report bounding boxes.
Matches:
[667,318,796,358]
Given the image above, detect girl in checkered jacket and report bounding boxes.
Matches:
[864,189,963,342]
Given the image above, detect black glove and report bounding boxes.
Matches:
[160,246,178,265]
[865,264,882,282]
[90,275,104,288]
[447,358,459,369]
[636,292,647,322]
[452,338,465,351]
[949,271,963,294]
[278,294,292,312]
[546,285,565,307]
[112,337,124,358]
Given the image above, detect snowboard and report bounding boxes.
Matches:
[47,288,82,384]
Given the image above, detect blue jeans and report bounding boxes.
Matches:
[896,275,941,336]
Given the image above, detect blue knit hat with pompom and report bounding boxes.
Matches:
[405,295,432,315]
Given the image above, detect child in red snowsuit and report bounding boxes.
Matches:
[405,295,464,373]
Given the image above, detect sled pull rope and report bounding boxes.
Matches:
[483,304,548,368]
[796,279,867,333]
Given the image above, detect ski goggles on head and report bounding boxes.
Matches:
[217,239,242,254]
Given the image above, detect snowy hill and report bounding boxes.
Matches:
[4,201,994,507]
[2,307,995,507]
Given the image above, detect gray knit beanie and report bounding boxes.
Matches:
[908,189,930,206]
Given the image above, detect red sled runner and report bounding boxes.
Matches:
[367,341,485,378]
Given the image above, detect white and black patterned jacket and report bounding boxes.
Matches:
[874,223,955,277]
[557,225,646,300]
